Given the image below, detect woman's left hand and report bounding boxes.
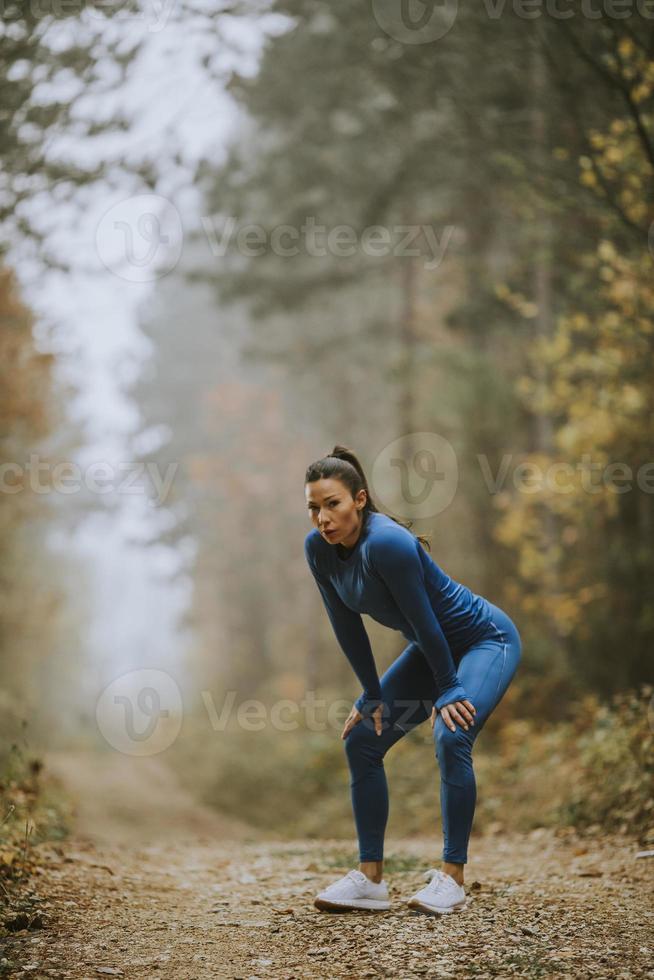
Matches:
[430,699,476,732]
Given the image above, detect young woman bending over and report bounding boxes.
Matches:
[304,445,522,915]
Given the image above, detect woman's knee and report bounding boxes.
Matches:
[344,722,385,768]
[434,719,473,781]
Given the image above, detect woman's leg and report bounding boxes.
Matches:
[434,603,522,867]
[344,641,436,864]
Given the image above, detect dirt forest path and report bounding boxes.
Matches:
[3,749,653,979]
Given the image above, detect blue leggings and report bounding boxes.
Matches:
[344,602,522,864]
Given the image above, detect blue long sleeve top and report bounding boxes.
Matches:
[304,510,494,716]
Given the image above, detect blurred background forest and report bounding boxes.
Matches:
[0,1,652,855]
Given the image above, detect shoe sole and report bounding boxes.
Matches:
[407,897,467,915]
[314,897,391,912]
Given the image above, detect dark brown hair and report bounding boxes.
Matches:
[304,444,431,551]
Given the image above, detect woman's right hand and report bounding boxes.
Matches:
[341,704,383,739]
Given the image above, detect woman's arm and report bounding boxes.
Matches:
[368,529,469,711]
[304,537,382,717]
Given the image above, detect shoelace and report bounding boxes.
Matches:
[346,869,382,889]
[423,868,456,891]
[322,871,358,896]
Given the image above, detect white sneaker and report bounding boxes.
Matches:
[406,868,467,915]
[314,869,391,911]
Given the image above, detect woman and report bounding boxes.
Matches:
[304,445,522,915]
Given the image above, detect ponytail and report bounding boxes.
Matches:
[304,444,431,551]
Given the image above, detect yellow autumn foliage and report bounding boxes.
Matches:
[492,99,654,656]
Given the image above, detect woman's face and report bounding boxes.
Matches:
[305,477,367,548]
